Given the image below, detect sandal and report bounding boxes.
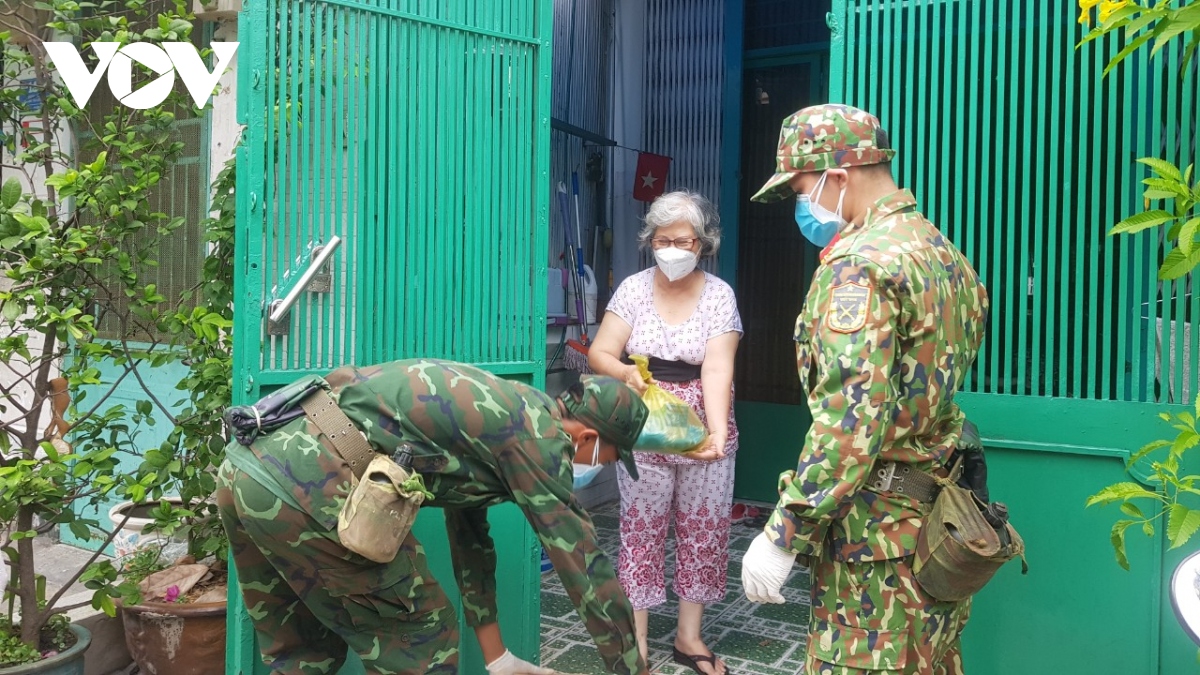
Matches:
[730,503,762,525]
[672,647,730,675]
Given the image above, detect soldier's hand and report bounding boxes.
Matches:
[741,532,797,604]
[485,650,561,675]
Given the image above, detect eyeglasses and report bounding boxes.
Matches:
[650,237,699,250]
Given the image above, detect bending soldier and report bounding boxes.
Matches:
[216,358,652,675]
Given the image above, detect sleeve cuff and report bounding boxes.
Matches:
[764,505,827,559]
[462,596,500,628]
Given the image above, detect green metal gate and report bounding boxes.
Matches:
[830,1,1199,673]
[233,0,553,672]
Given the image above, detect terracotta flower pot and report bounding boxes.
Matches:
[0,624,90,675]
[120,600,226,675]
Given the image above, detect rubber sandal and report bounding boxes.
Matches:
[672,647,729,675]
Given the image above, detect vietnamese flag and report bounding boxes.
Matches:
[632,152,671,202]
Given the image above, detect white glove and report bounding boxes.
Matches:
[741,531,797,604]
[485,650,559,675]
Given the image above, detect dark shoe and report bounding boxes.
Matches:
[672,646,729,675]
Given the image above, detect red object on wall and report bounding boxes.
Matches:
[632,152,671,202]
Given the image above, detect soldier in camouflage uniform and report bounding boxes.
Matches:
[739,104,989,674]
[216,358,652,675]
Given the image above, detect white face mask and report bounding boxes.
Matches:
[653,246,699,282]
[572,437,603,490]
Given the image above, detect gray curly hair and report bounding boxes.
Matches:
[637,190,722,257]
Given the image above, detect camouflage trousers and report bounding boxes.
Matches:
[216,461,460,675]
[804,555,970,674]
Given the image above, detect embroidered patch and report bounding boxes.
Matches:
[826,282,871,334]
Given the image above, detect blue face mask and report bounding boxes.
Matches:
[572,437,603,490]
[794,172,846,248]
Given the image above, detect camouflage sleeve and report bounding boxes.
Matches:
[497,439,645,675]
[445,507,499,627]
[766,258,901,558]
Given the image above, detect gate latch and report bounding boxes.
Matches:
[266,235,342,336]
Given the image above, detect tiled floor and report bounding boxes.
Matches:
[540,501,812,674]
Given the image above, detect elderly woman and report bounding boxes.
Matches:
[589,191,742,675]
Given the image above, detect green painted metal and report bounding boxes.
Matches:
[833,0,1199,406]
[234,0,552,672]
[826,1,1200,672]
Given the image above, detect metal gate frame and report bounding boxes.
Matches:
[828,1,1199,673]
[232,0,554,672]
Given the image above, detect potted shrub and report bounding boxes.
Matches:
[0,1,231,671]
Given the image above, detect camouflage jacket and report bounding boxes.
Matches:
[766,190,989,563]
[242,359,643,675]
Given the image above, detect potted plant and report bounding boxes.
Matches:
[0,1,230,671]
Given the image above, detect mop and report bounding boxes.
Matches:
[558,178,593,374]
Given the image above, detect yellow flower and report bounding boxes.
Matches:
[1078,0,1103,25]
[1098,0,1133,23]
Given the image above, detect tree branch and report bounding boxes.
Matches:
[35,508,133,627]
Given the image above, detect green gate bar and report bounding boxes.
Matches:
[234,0,553,672]
[830,1,1200,673]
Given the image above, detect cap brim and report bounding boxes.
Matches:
[750,171,798,203]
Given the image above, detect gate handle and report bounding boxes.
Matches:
[268,235,342,323]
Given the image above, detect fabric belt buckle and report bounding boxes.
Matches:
[872,460,899,493]
[870,459,938,503]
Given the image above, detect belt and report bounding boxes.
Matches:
[300,390,377,479]
[620,356,702,382]
[867,460,947,503]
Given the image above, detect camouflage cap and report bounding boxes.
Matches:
[750,103,896,203]
[559,375,649,480]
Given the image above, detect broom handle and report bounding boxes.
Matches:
[570,172,588,339]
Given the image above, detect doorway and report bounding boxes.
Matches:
[733,55,829,502]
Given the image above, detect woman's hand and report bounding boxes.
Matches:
[622,364,650,395]
[683,431,726,462]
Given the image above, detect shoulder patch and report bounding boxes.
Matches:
[826,282,871,334]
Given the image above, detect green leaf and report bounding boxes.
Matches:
[1144,189,1180,200]
[1172,431,1200,458]
[97,592,116,617]
[69,521,90,541]
[1105,31,1158,77]
[1179,217,1200,256]
[1,177,21,209]
[1158,246,1200,280]
[1109,209,1175,235]
[1112,519,1135,570]
[1121,502,1146,519]
[1139,157,1185,181]
[1087,481,1161,507]
[1151,17,1196,56]
[1168,504,1200,549]
[1130,438,1173,464]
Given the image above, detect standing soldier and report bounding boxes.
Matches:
[216,358,651,675]
[739,104,989,674]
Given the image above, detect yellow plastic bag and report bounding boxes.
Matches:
[630,354,709,454]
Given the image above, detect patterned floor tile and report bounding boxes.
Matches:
[542,501,811,674]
